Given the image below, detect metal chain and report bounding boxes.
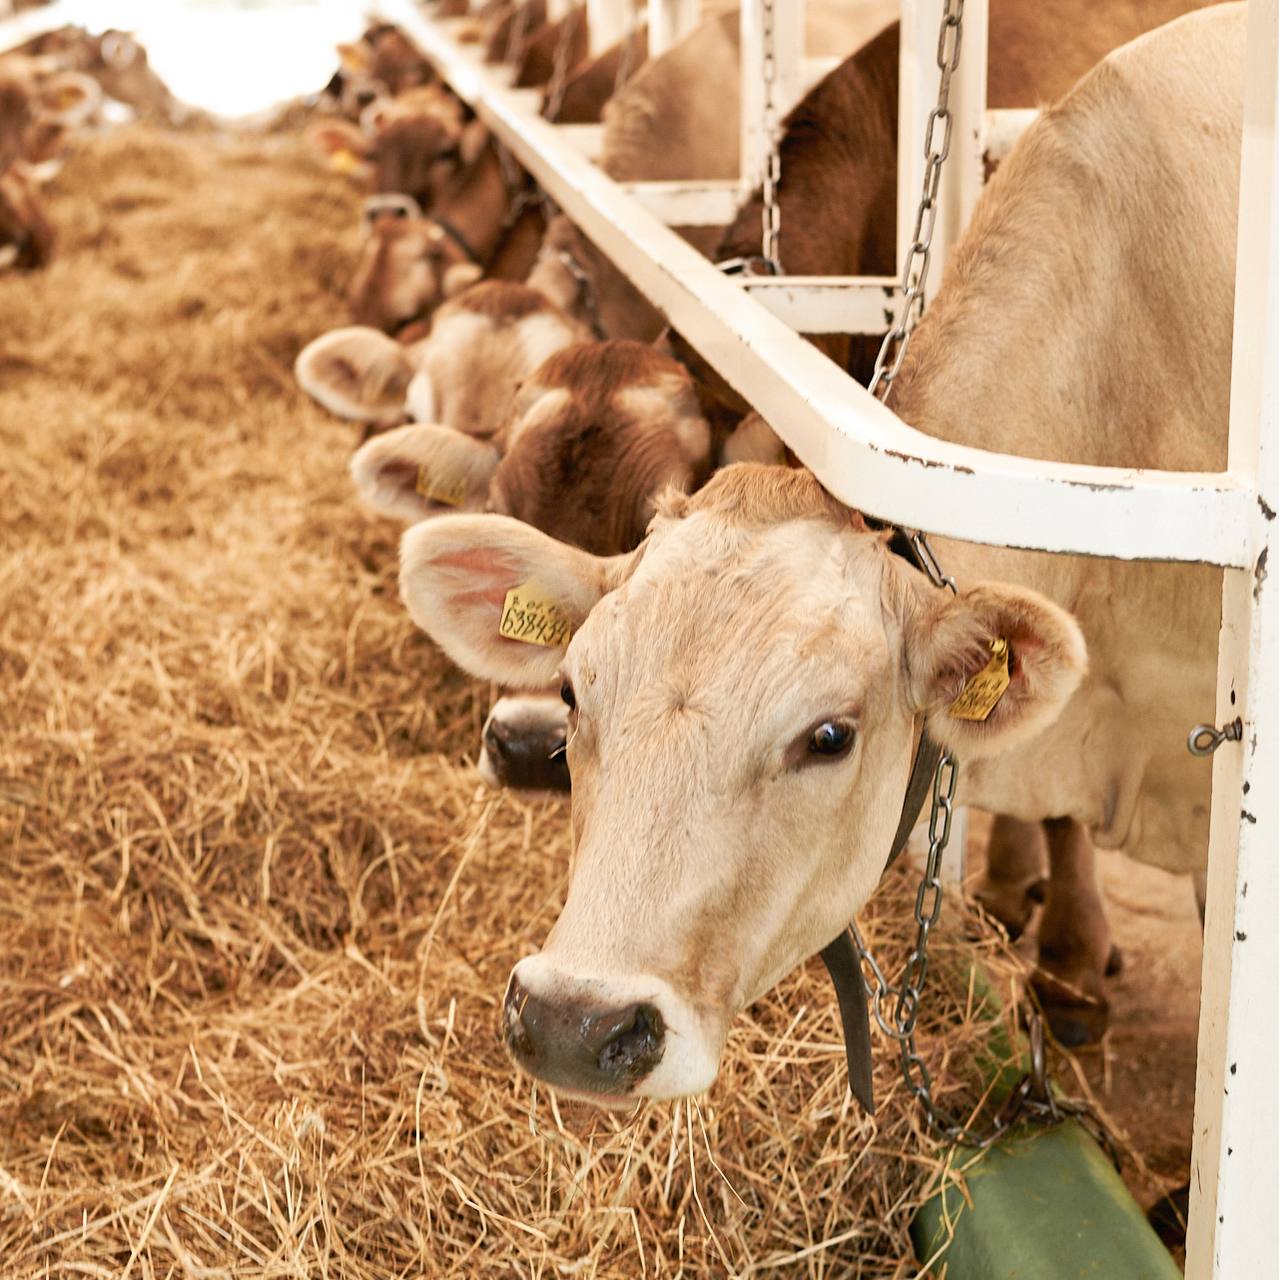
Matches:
[758,0,783,273]
[847,0,1113,1157]
[554,247,607,339]
[868,0,964,403]
[543,2,581,125]
[504,0,533,67]
[852,759,1116,1154]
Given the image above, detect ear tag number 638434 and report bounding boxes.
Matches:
[498,579,572,649]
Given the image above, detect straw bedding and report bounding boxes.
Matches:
[0,124,1032,1277]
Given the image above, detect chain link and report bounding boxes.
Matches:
[758,0,783,273]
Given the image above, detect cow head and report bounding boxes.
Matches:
[488,340,713,555]
[398,465,1087,1104]
[347,203,483,332]
[361,87,482,211]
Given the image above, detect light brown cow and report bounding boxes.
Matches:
[694,0,1225,1041]
[392,4,1242,1102]
[298,279,583,438]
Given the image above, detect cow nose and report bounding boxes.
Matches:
[503,975,665,1095]
[482,716,570,791]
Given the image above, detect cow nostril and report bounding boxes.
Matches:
[597,1003,664,1076]
[484,718,513,758]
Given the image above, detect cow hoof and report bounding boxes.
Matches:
[1105,944,1123,977]
[1031,969,1110,1047]
[972,876,1047,942]
[1147,1183,1190,1248]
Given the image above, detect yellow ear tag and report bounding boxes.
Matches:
[498,579,572,649]
[949,637,1011,722]
[330,148,362,176]
[415,465,468,507]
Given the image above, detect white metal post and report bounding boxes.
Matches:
[897,0,988,293]
[646,0,699,57]
[739,0,805,192]
[1187,2,1279,1273]
[586,0,636,58]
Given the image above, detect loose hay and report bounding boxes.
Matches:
[1,125,1033,1278]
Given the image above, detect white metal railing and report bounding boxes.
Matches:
[378,1,1272,1273]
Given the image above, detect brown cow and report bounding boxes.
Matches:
[346,134,544,332]
[309,82,483,212]
[391,4,1244,1101]
[709,0,1221,390]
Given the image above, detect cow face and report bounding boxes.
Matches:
[347,207,483,333]
[363,90,480,210]
[398,465,1086,1104]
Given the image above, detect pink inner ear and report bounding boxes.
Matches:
[431,548,517,576]
[447,584,510,611]
[432,547,521,612]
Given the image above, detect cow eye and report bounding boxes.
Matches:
[560,680,576,710]
[808,720,854,758]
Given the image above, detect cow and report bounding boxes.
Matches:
[390,3,1243,1103]
[345,139,545,333]
[686,0,1225,1024]
[309,82,481,211]
[0,74,54,270]
[298,279,583,436]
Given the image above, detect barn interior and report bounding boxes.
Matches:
[0,0,1224,1275]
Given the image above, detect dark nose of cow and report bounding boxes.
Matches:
[482,717,571,791]
[503,976,665,1095]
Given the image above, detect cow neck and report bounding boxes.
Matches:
[430,144,511,267]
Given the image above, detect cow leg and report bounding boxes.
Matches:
[972,814,1047,941]
[1032,817,1111,1047]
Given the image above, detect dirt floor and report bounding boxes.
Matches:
[0,123,1203,1277]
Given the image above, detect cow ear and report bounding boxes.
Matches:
[306,121,370,173]
[400,515,632,685]
[351,423,499,523]
[294,326,412,424]
[442,261,483,297]
[459,119,489,165]
[906,582,1087,759]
